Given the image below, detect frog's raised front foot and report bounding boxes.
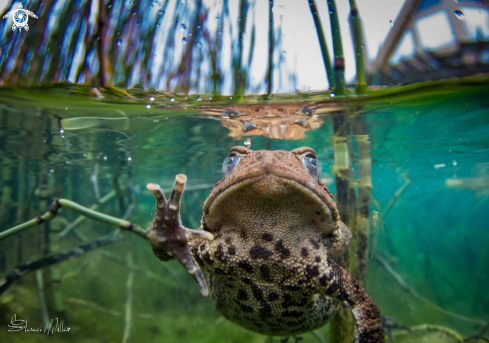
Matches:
[146,175,214,296]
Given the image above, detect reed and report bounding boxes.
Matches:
[266,0,275,95]
[121,254,134,343]
[35,269,49,327]
[308,0,335,89]
[327,0,345,95]
[348,0,367,94]
[233,0,250,97]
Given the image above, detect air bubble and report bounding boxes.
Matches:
[116,39,122,46]
[182,37,187,44]
[454,9,464,20]
[196,97,202,101]
[146,104,151,109]
[170,97,175,102]
[330,92,336,98]
[149,96,155,102]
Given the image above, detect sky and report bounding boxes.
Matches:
[0,0,406,91]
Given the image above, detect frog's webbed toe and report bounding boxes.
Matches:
[146,175,214,296]
[316,261,385,343]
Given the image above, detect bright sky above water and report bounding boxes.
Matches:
[0,0,405,92]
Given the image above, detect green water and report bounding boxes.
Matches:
[0,83,488,343]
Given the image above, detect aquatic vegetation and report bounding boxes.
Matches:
[0,0,488,342]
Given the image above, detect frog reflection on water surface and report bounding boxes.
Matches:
[146,147,384,343]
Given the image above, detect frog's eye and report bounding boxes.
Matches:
[222,152,241,177]
[298,108,316,116]
[300,153,322,180]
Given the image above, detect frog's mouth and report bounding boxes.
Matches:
[203,168,339,235]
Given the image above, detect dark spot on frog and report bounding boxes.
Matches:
[241,277,253,285]
[237,289,249,301]
[240,304,253,313]
[228,245,236,255]
[214,267,226,275]
[300,247,309,258]
[238,261,254,273]
[249,244,273,260]
[268,292,279,301]
[282,285,301,292]
[283,294,309,308]
[215,243,227,262]
[309,238,320,249]
[260,265,272,281]
[259,303,272,317]
[304,264,319,280]
[315,211,321,215]
[262,232,273,241]
[283,310,304,318]
[225,236,233,244]
[274,240,290,259]
[194,252,204,267]
[203,252,214,265]
[251,284,264,301]
[239,228,248,240]
[319,274,332,287]
[314,256,321,263]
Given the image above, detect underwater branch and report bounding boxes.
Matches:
[0,198,147,241]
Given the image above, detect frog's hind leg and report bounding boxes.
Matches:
[314,260,385,343]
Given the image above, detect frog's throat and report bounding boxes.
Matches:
[203,172,339,235]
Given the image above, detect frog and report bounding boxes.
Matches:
[200,103,343,140]
[146,146,384,343]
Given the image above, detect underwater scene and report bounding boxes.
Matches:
[0,0,489,343]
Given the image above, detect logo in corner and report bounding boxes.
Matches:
[2,3,38,32]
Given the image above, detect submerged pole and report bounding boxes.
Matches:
[327,0,345,95]
[308,0,335,89]
[329,113,355,343]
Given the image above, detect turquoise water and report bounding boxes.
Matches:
[0,84,488,342]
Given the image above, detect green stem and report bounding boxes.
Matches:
[308,0,334,89]
[59,190,116,237]
[349,0,367,94]
[327,0,345,95]
[266,0,274,95]
[0,198,147,241]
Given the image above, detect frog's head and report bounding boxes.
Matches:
[202,147,340,239]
